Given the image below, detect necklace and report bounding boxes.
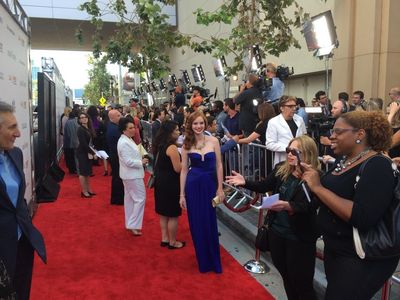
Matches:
[334,148,371,173]
[194,135,206,150]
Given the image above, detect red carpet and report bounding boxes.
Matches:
[31,162,274,299]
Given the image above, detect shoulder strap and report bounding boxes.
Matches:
[355,154,396,187]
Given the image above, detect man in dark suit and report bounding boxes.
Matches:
[106,109,124,205]
[151,109,165,139]
[0,101,46,299]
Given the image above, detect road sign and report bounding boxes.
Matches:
[99,96,107,107]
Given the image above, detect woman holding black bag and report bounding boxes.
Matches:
[226,135,320,300]
[301,111,400,299]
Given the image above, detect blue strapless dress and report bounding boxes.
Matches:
[185,152,222,273]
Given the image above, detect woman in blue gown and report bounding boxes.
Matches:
[180,111,224,273]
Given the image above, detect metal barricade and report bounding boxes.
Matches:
[221,142,274,274]
[240,143,273,182]
[140,120,153,152]
[381,271,400,300]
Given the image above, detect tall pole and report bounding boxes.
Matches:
[325,56,330,97]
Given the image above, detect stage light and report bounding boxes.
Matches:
[303,10,338,57]
[159,79,166,90]
[212,59,225,79]
[41,57,54,72]
[191,65,206,83]
[251,45,262,71]
[168,74,178,87]
[181,70,191,86]
[150,81,158,91]
[145,83,151,93]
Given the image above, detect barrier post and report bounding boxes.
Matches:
[243,202,269,274]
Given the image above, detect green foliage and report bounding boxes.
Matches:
[79,0,191,79]
[79,0,313,78]
[83,56,112,104]
[192,0,310,75]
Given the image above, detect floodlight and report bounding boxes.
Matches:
[303,10,338,57]
[181,70,191,86]
[168,74,178,87]
[191,65,206,83]
[145,83,151,93]
[212,59,225,79]
[159,79,166,90]
[41,57,54,72]
[251,45,262,71]
[150,81,158,91]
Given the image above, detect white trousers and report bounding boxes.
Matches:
[122,178,146,230]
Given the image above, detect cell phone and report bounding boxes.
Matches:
[293,149,304,171]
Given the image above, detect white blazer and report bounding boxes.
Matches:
[117,134,144,180]
[265,113,307,166]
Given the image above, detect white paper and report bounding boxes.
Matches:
[251,193,279,210]
[95,150,109,160]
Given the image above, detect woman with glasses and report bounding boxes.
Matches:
[301,111,399,299]
[265,95,307,166]
[76,112,97,198]
[226,135,320,300]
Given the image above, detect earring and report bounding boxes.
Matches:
[356,139,361,144]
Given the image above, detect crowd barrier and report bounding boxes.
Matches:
[142,131,399,290]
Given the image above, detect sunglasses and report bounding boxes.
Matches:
[285,147,301,156]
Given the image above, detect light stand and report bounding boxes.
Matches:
[303,10,338,98]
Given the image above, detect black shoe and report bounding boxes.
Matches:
[168,241,186,249]
[88,192,96,196]
[103,171,108,176]
[160,241,169,247]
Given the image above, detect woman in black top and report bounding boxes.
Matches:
[302,111,399,299]
[153,120,184,249]
[76,112,97,198]
[226,135,320,300]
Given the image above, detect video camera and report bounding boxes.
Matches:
[256,64,294,91]
[276,65,294,81]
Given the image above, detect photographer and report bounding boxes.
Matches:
[174,86,186,109]
[262,63,285,102]
[189,86,203,111]
[233,73,262,137]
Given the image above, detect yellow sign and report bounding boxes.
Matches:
[99,96,107,107]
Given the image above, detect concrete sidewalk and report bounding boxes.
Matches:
[217,204,400,300]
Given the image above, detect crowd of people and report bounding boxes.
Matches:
[2,79,400,298]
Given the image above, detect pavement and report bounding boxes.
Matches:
[217,203,400,300]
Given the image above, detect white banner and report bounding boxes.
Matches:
[0,2,34,203]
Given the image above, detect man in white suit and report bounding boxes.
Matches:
[266,96,307,166]
[117,118,149,236]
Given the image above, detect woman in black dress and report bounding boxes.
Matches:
[302,111,400,299]
[153,120,184,249]
[76,112,96,198]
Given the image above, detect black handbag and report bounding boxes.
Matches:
[353,155,400,259]
[147,151,160,189]
[255,211,271,252]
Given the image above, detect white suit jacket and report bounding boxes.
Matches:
[265,113,307,166]
[117,134,144,180]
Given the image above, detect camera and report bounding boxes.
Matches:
[276,65,294,81]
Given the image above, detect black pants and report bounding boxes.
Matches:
[324,248,399,299]
[64,148,76,174]
[109,155,124,205]
[13,235,34,300]
[269,229,317,300]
